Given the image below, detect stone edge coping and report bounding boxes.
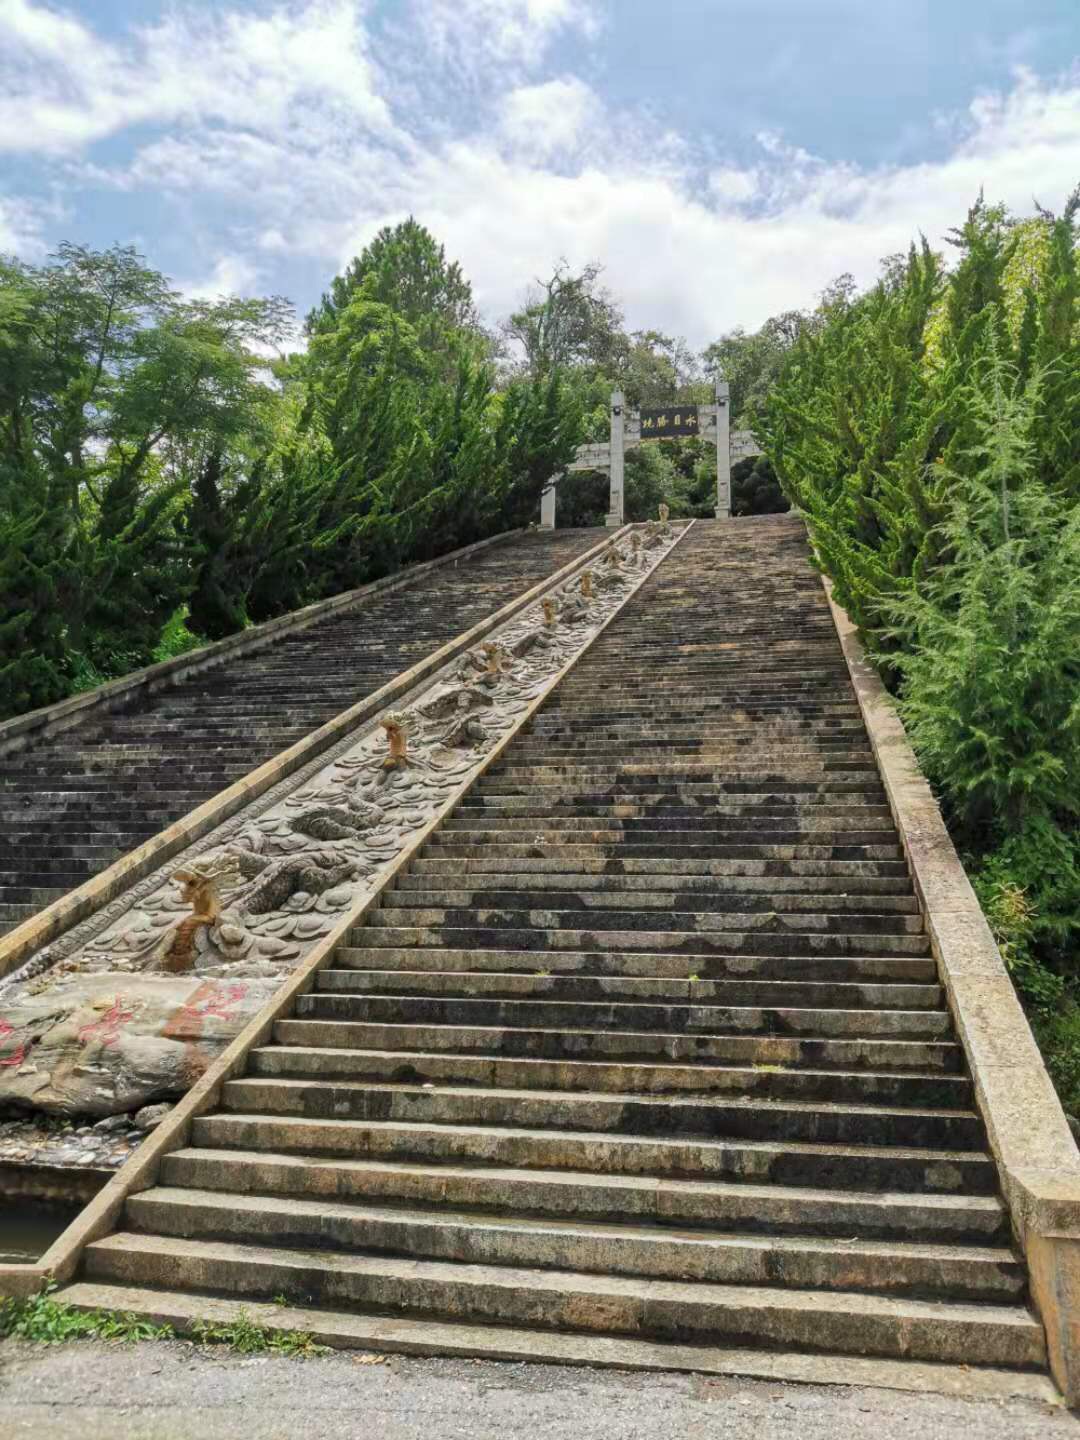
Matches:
[0,526,629,981]
[0,528,527,759]
[822,574,1080,1405]
[0,521,695,1302]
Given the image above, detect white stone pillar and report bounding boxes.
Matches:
[715,380,731,518]
[606,390,625,527]
[540,478,557,529]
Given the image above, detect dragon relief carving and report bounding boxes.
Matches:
[12,527,678,1012]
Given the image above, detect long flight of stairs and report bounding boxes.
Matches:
[0,529,599,938]
[64,517,1047,1385]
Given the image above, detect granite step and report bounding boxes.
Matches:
[220,1076,983,1150]
[61,518,1044,1389]
[160,1148,1010,1243]
[124,1188,1026,1301]
[273,1017,962,1074]
[81,1233,1045,1369]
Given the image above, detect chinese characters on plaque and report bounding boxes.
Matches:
[639,406,700,440]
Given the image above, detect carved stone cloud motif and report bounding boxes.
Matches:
[0,525,680,1116]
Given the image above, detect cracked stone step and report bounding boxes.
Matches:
[274,1017,962,1073]
[295,992,951,1042]
[350,924,931,959]
[333,945,940,983]
[368,904,926,934]
[58,1282,1058,1400]
[317,965,942,1009]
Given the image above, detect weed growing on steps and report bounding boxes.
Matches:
[190,1313,328,1358]
[0,1286,327,1358]
[0,1287,175,1344]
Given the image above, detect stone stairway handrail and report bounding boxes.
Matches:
[0,522,694,1305]
[824,577,1080,1406]
[0,525,630,981]
[0,528,527,760]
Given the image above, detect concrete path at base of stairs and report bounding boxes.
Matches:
[0,1342,1072,1440]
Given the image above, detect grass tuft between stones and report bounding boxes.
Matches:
[0,1285,328,1358]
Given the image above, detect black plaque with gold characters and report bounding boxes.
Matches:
[639,406,700,439]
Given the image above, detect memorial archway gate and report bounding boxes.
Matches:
[539,382,762,527]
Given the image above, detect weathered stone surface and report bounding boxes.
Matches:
[0,973,275,1117]
[133,1103,173,1132]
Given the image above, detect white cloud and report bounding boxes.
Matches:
[499,77,602,160]
[1,2,1078,347]
[331,66,1080,343]
[180,254,262,301]
[417,0,600,75]
[0,0,393,153]
[0,192,46,257]
[709,168,761,206]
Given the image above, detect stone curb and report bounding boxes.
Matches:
[822,575,1080,1406]
[0,527,626,982]
[0,528,527,759]
[0,522,692,1302]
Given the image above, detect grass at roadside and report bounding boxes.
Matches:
[0,1285,328,1358]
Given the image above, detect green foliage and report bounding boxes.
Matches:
[731,455,790,517]
[190,1311,328,1358]
[504,262,627,380]
[307,217,479,356]
[0,243,291,715]
[703,309,812,424]
[0,455,70,714]
[890,348,1080,833]
[152,607,205,664]
[0,234,588,721]
[0,1286,325,1359]
[758,186,1080,1111]
[0,1286,174,1344]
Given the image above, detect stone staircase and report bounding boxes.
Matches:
[0,530,599,938]
[62,517,1047,1385]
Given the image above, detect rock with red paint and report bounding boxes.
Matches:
[0,973,276,1117]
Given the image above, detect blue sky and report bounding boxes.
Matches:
[1,0,1078,345]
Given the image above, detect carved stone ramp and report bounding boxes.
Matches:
[0,529,600,944]
[54,518,1061,1399]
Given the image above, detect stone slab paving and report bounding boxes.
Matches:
[0,1342,1071,1440]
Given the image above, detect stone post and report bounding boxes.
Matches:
[715,380,731,518]
[606,390,625,528]
[540,478,557,529]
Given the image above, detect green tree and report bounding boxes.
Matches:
[306,218,479,352]
[703,308,810,424]
[504,262,628,380]
[0,245,293,707]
